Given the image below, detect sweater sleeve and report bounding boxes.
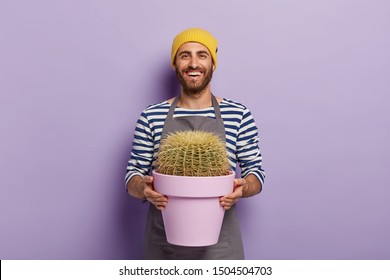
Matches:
[125,111,154,187]
[236,108,265,186]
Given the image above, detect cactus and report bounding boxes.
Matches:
[155,130,230,177]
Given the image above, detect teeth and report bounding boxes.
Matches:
[188,72,201,76]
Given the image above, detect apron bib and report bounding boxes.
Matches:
[143,95,244,260]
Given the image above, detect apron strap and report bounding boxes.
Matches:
[166,95,179,120]
[211,94,222,119]
[166,94,222,120]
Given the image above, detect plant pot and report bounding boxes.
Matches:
[152,170,235,246]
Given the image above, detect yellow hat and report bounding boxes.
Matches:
[171,28,218,68]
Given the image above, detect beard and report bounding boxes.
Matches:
[175,65,213,94]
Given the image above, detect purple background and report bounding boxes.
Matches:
[1,0,389,259]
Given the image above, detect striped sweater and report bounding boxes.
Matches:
[125,98,265,186]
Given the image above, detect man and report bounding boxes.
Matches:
[126,28,265,259]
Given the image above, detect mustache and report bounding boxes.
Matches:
[183,66,204,72]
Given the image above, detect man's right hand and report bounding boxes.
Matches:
[143,175,168,210]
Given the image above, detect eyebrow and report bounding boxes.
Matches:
[177,50,210,57]
[177,50,191,56]
[197,50,210,56]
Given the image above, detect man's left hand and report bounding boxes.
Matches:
[220,178,247,210]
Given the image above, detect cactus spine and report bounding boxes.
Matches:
[155,130,230,177]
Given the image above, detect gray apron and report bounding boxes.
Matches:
[143,95,244,260]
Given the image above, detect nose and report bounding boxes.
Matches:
[189,56,199,68]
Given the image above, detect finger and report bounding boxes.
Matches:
[220,198,238,210]
[155,205,165,210]
[222,193,241,201]
[222,203,233,210]
[144,175,154,183]
[155,196,168,203]
[232,186,243,198]
[144,187,161,197]
[147,194,168,204]
[154,199,167,210]
[220,196,234,204]
[234,178,246,187]
[143,182,167,200]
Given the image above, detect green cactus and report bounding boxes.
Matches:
[155,130,230,176]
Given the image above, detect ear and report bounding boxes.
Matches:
[172,57,178,70]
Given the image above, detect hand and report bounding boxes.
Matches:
[143,176,168,210]
[220,178,246,210]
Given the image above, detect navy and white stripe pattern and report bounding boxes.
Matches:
[125,98,265,186]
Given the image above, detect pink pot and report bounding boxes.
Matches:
[152,170,235,246]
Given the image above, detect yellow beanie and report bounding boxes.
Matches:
[171,28,218,68]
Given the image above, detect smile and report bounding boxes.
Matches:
[186,71,202,77]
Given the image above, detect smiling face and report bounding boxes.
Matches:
[174,42,215,95]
